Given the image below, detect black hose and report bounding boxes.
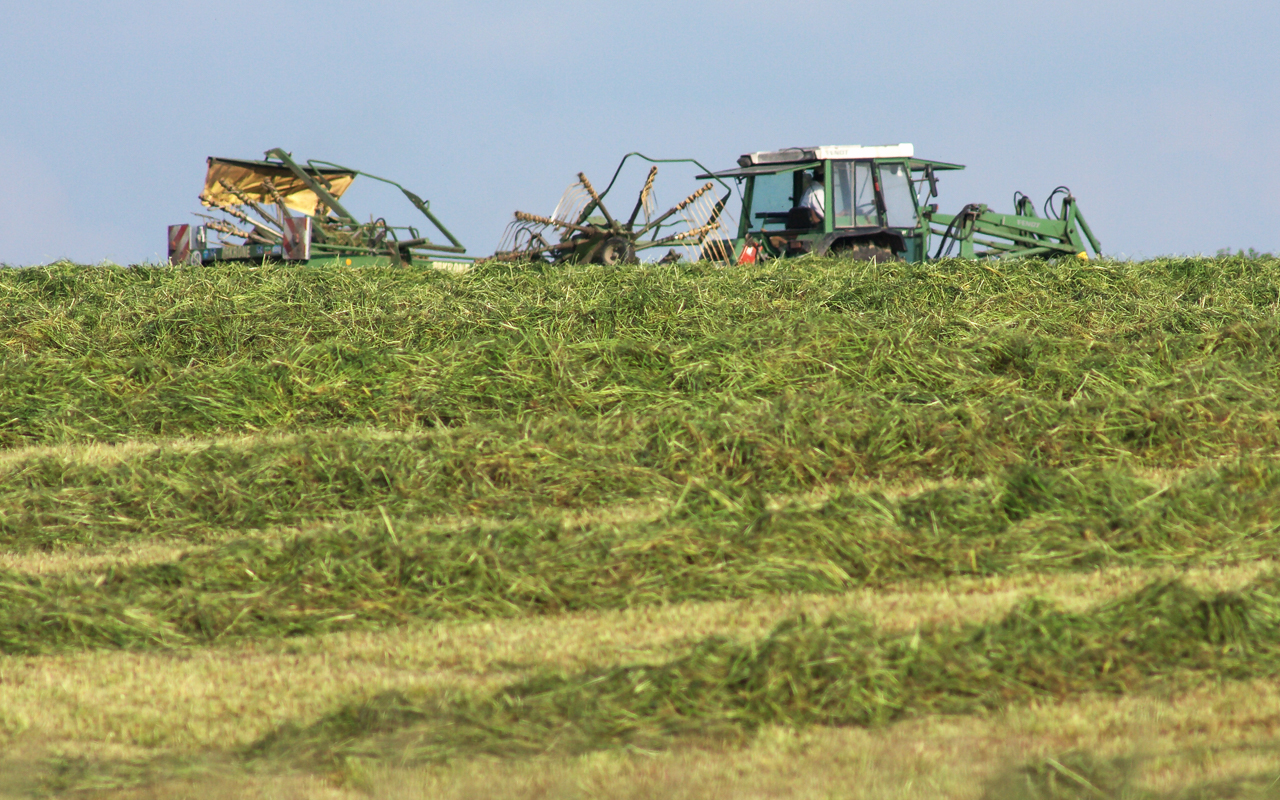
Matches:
[1043,186,1071,220]
[933,203,983,259]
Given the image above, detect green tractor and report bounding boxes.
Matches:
[697,144,1101,263]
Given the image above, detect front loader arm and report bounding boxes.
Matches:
[928,195,1101,260]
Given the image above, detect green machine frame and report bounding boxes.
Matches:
[171,148,472,267]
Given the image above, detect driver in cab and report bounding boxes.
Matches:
[799,166,825,225]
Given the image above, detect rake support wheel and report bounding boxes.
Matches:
[595,236,637,266]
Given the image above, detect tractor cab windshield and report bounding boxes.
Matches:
[831,161,877,227]
[743,160,921,234]
[877,162,918,228]
[745,165,818,234]
[829,160,917,229]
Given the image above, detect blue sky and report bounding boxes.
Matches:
[1,0,1275,264]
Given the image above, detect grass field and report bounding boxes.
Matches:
[1,255,1279,798]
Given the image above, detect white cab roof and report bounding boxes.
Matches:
[739,143,914,167]
[813,144,913,159]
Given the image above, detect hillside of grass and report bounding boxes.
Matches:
[1,255,1278,797]
[4,257,1279,464]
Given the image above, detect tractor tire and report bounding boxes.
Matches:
[596,236,637,266]
[830,243,898,263]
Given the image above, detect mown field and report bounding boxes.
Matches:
[1,255,1279,798]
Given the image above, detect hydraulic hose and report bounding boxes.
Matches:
[933,203,983,259]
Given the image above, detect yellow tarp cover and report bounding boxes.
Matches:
[200,158,356,217]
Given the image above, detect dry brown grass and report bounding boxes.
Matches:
[16,678,1278,800]
[357,681,1280,800]
[0,562,1268,760]
[0,543,202,576]
[0,432,276,470]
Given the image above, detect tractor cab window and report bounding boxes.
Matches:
[879,162,918,228]
[747,170,801,231]
[832,162,878,228]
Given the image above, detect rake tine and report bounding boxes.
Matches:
[577,173,620,233]
[221,182,285,235]
[513,211,596,236]
[634,182,714,238]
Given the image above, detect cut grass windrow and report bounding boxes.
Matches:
[0,426,668,552]
[252,574,1280,765]
[2,409,1279,555]
[2,259,1279,477]
[1,458,1277,655]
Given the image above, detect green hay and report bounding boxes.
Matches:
[1,259,1279,482]
[0,425,669,551]
[251,575,1280,765]
[2,458,1278,655]
[5,256,1280,793]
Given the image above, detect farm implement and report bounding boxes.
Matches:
[700,144,1101,263]
[491,153,736,265]
[168,148,470,267]
[168,144,1100,267]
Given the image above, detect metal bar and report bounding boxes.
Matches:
[577,173,619,232]
[625,166,659,231]
[307,158,467,251]
[199,218,253,241]
[982,244,1055,258]
[264,148,357,223]
[398,188,465,249]
[204,193,282,241]
[978,214,1066,237]
[406,241,467,254]
[972,238,1017,251]
[704,191,729,231]
[634,182,714,239]
[596,152,734,200]
[574,196,599,227]
[491,237,577,261]
[513,210,596,236]
[645,221,721,248]
[261,178,289,228]
[310,239,469,257]
[222,184,286,236]
[311,242,387,254]
[968,223,1077,253]
[1071,202,1103,256]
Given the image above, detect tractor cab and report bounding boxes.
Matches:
[699,144,964,263]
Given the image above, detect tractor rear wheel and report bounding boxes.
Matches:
[831,243,898,263]
[596,236,637,266]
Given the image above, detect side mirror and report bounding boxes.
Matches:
[926,165,938,199]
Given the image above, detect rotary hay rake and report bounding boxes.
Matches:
[493,153,735,265]
[169,148,470,267]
